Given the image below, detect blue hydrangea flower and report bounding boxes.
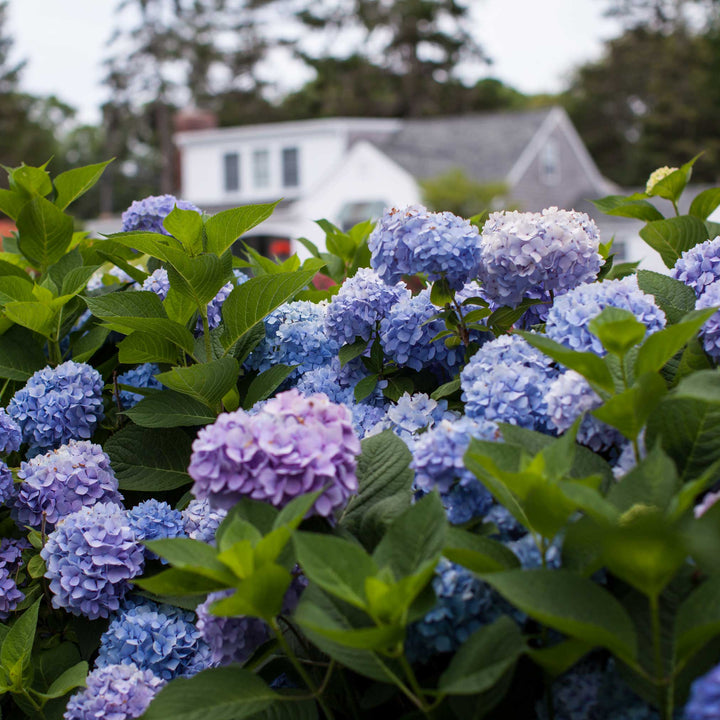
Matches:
[545,370,624,452]
[0,567,24,619]
[545,276,666,355]
[121,194,201,235]
[197,273,248,333]
[0,460,14,506]
[248,301,339,379]
[369,205,482,290]
[685,661,720,719]
[181,498,226,544]
[117,363,163,409]
[127,500,186,560]
[672,235,720,297]
[536,657,606,720]
[411,418,498,525]
[0,407,21,453]
[41,502,144,619]
[368,393,457,444]
[460,334,557,430]
[696,280,720,361]
[196,589,270,666]
[484,504,526,542]
[613,439,641,480]
[142,268,170,300]
[86,265,140,292]
[0,537,28,570]
[325,268,409,347]
[8,361,104,456]
[479,207,602,309]
[507,533,562,569]
[14,440,122,530]
[97,597,212,680]
[64,663,165,720]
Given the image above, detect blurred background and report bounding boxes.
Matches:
[1,0,719,262]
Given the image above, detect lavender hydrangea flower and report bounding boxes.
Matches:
[8,361,104,455]
[546,276,666,355]
[479,207,602,310]
[368,393,457,444]
[121,194,201,235]
[696,280,720,361]
[411,418,498,525]
[127,500,186,560]
[189,390,360,517]
[0,567,23,619]
[41,502,144,619]
[672,235,720,297]
[0,407,21,453]
[142,268,170,300]
[0,460,14,506]
[181,498,226,544]
[685,662,720,720]
[196,589,270,666]
[14,440,122,530]
[369,205,482,290]
[0,537,29,570]
[695,490,720,518]
[545,370,624,452]
[460,334,557,431]
[117,363,163,409]
[97,597,212,680]
[325,267,409,347]
[64,663,165,720]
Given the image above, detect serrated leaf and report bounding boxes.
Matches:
[164,247,232,308]
[117,333,179,365]
[53,160,112,211]
[339,338,368,367]
[592,195,664,222]
[636,270,697,325]
[205,202,280,256]
[163,205,203,254]
[156,358,239,408]
[123,390,216,428]
[444,527,520,573]
[16,196,74,269]
[0,599,40,680]
[242,364,294,409]
[38,661,88,699]
[71,325,110,363]
[354,374,378,402]
[639,216,709,269]
[689,188,720,220]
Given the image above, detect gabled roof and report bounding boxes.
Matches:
[376,108,556,183]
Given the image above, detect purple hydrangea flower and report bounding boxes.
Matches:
[325,268,409,346]
[196,589,271,666]
[0,407,21,453]
[545,276,666,355]
[0,567,24,619]
[14,440,122,531]
[197,274,248,333]
[685,662,720,720]
[695,490,720,518]
[97,597,212,680]
[117,363,163,409]
[181,498,226,544]
[369,205,482,290]
[460,334,557,430]
[411,418,498,525]
[545,370,624,452]
[64,663,165,720]
[41,502,144,619]
[189,389,360,517]
[672,235,720,297]
[8,361,104,455]
[0,537,29,570]
[479,207,602,309]
[121,194,202,235]
[127,499,186,560]
[142,268,170,300]
[0,460,14,506]
[696,280,720,361]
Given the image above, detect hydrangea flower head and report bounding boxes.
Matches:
[8,361,104,455]
[695,280,720,361]
[14,440,122,530]
[479,207,602,310]
[460,334,557,430]
[672,236,720,297]
[121,194,201,235]
[646,166,678,194]
[325,267,409,346]
[368,393,457,444]
[117,363,163,409]
[41,502,144,619]
[0,408,21,453]
[64,663,165,720]
[369,205,482,290]
[142,268,170,300]
[98,597,212,680]
[0,537,29,570]
[0,567,23,619]
[0,460,14,506]
[127,499,186,560]
[546,276,666,355]
[685,662,720,720]
[181,498,226,544]
[189,389,360,517]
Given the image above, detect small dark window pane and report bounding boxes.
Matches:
[282,147,299,187]
[224,152,240,191]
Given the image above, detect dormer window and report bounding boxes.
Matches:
[540,139,560,185]
[253,149,270,188]
[282,147,299,187]
[223,152,240,192]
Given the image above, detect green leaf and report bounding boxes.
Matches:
[373,493,446,578]
[123,390,216,428]
[243,365,294,409]
[140,666,278,720]
[354,374,378,402]
[163,206,204,254]
[61,265,101,297]
[53,160,112,211]
[0,599,40,681]
[527,638,595,678]
[134,568,226,597]
[636,270,697,325]
[9,164,52,197]
[104,230,174,261]
[674,576,720,664]
[587,307,646,356]
[294,532,378,609]
[592,195,664,222]
[483,569,636,661]
[689,188,720,220]
[38,661,88,699]
[444,527,520,573]
[430,277,454,307]
[104,425,193,491]
[439,616,524,695]
[118,333,179,365]
[0,326,46,380]
[639,216,709,269]
[164,247,232,307]
[431,378,461,400]
[211,564,291,619]
[339,338,369,367]
[156,358,239,408]
[221,265,323,350]
[487,299,543,334]
[0,188,26,221]
[144,538,235,583]
[648,156,699,203]
[16,196,74,270]
[205,202,280,256]
[4,301,58,339]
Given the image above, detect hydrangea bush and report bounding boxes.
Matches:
[1,156,720,720]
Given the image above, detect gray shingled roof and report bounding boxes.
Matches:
[375,108,554,183]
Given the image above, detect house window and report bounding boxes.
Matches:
[282,147,299,187]
[253,149,270,188]
[539,139,560,185]
[223,152,240,192]
[338,200,387,231]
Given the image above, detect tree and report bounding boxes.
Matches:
[602,0,719,31]
[420,168,509,218]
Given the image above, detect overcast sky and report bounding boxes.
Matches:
[7,0,622,125]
